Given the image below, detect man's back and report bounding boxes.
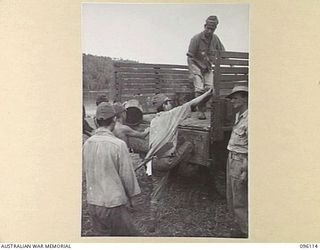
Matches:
[113,121,149,146]
[83,127,141,208]
[113,122,130,144]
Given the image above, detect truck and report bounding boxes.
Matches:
[83,51,248,189]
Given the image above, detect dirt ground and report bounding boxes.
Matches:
[81,153,242,238]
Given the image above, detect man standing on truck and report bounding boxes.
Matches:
[225,85,248,238]
[187,15,225,120]
[83,102,141,236]
[112,102,149,147]
[145,88,214,232]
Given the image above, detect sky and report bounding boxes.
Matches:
[82,3,249,65]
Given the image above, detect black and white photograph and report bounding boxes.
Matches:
[81,3,249,238]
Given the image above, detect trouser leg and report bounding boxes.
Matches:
[168,141,194,170]
[88,204,141,236]
[149,141,194,230]
[195,91,206,119]
[226,153,248,235]
[88,204,112,236]
[149,171,170,231]
[110,205,141,236]
[231,178,248,235]
[226,154,234,212]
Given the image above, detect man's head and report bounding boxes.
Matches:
[151,93,174,112]
[113,102,127,121]
[204,15,219,37]
[96,94,108,106]
[96,102,117,130]
[226,85,248,112]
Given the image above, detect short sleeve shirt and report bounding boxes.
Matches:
[187,31,225,68]
[83,127,141,208]
[146,103,192,159]
[227,110,248,154]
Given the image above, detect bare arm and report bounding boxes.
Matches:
[123,125,149,139]
[188,88,214,108]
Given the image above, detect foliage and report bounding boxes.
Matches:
[83,54,138,91]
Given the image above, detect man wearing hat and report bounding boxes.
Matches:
[187,15,225,119]
[225,85,248,238]
[90,93,109,130]
[145,88,214,232]
[95,93,109,106]
[83,102,141,236]
[113,102,149,146]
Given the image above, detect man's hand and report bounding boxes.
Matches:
[144,127,150,135]
[126,198,135,213]
[239,170,247,183]
[206,87,215,96]
[189,87,214,108]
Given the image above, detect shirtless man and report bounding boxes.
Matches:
[112,103,149,145]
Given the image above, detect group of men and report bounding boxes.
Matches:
[82,15,248,238]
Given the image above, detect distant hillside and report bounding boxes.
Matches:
[82,54,138,91]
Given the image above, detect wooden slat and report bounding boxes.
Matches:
[119,82,158,87]
[121,93,160,98]
[220,75,248,81]
[217,82,235,89]
[160,88,193,93]
[159,83,192,88]
[116,68,189,75]
[220,51,249,59]
[219,67,248,74]
[158,79,192,84]
[156,69,189,74]
[219,59,249,66]
[119,83,192,90]
[219,88,233,96]
[219,81,248,89]
[114,62,188,69]
[118,72,190,79]
[118,73,159,79]
[158,74,191,80]
[115,68,158,73]
[121,88,156,94]
[121,88,192,95]
[116,78,159,84]
[117,78,192,85]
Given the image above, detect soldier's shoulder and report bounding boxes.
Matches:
[212,33,222,40]
[191,32,202,40]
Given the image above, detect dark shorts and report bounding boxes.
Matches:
[87,204,140,236]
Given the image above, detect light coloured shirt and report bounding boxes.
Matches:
[227,109,248,154]
[83,127,141,208]
[146,103,191,159]
[187,31,225,71]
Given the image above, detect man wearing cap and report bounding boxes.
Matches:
[187,15,225,120]
[225,85,248,238]
[145,88,214,232]
[91,93,109,129]
[83,102,141,236]
[113,102,149,146]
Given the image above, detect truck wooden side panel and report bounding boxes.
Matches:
[113,51,249,168]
